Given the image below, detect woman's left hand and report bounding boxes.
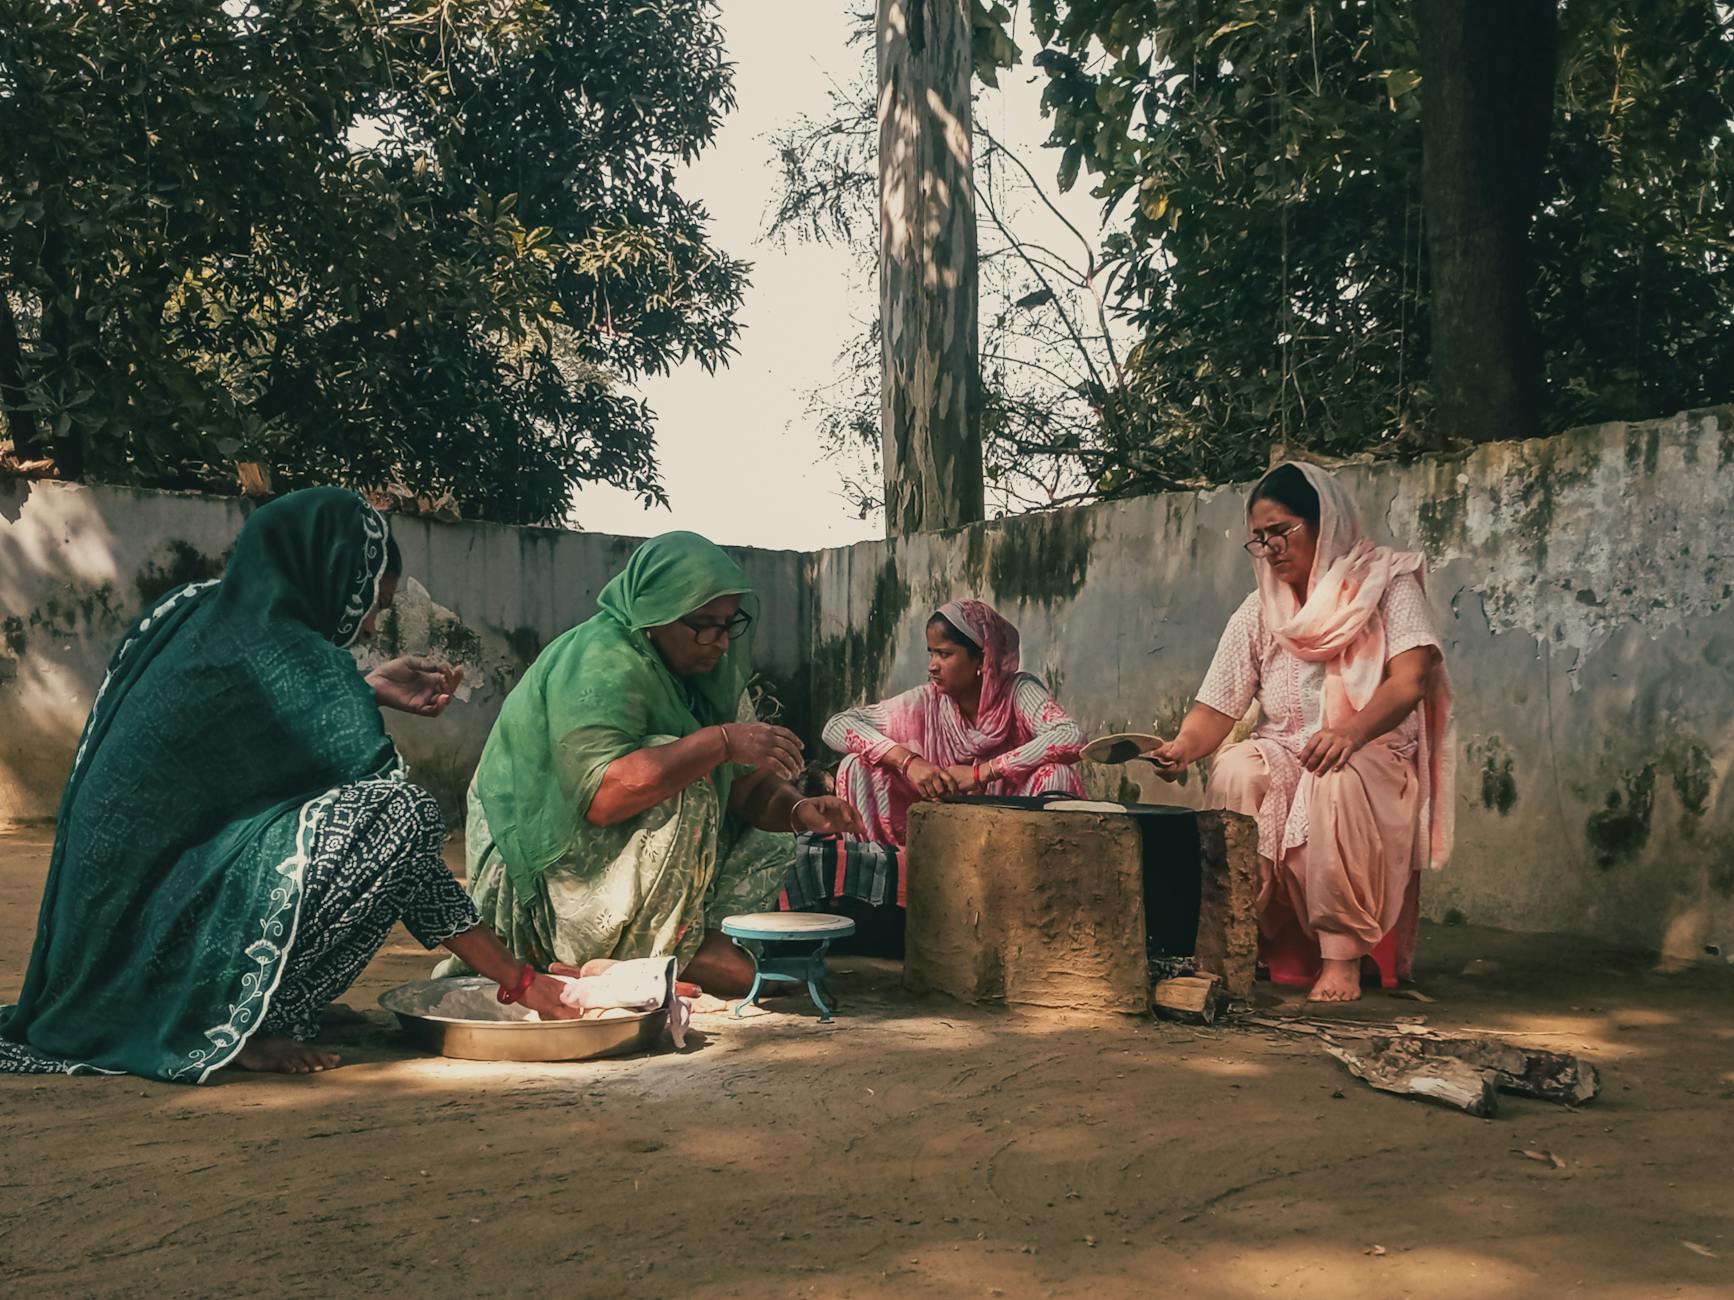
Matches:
[367,655,463,716]
[1299,725,1361,774]
[793,795,866,837]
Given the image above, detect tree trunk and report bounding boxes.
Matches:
[0,287,42,459]
[877,0,984,535]
[1419,0,1558,445]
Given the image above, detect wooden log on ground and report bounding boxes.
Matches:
[1153,974,1224,1026]
[1381,1031,1601,1105]
[1324,1040,1501,1117]
[1323,1030,1602,1116]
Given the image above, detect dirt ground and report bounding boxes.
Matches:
[2,825,1731,1299]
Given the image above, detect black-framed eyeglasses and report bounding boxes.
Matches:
[1244,521,1302,558]
[680,611,753,645]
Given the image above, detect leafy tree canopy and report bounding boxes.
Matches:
[0,0,747,524]
[1026,0,1734,492]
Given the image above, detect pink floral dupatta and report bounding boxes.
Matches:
[1254,464,1456,871]
[933,599,1024,753]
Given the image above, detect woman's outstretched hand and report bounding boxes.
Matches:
[367,655,463,716]
[1141,737,1192,782]
[722,723,805,783]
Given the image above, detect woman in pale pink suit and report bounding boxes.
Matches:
[1150,464,1454,1002]
[823,600,1086,903]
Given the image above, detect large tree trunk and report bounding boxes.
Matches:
[0,288,42,459]
[1419,0,1558,445]
[877,0,984,535]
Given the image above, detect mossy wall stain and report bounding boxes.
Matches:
[963,522,989,577]
[1669,742,1714,820]
[1586,764,1656,866]
[808,552,912,740]
[1625,423,1663,477]
[28,584,123,638]
[432,618,483,666]
[2,615,24,657]
[505,625,544,668]
[134,540,225,608]
[985,508,1091,607]
[1414,494,1458,555]
[1473,737,1518,815]
[1513,466,1556,571]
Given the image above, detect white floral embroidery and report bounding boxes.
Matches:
[334,504,389,648]
[171,788,335,1082]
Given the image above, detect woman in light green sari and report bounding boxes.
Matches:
[448,532,861,994]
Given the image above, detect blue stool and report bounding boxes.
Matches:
[721,912,856,1023]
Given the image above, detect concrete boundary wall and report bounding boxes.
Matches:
[809,406,1734,960]
[0,481,806,824]
[4,405,1731,957]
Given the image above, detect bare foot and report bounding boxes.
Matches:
[1307,958,1363,1003]
[679,931,758,998]
[233,1036,341,1074]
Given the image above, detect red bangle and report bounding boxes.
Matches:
[973,763,983,788]
[496,964,536,1005]
[897,752,917,778]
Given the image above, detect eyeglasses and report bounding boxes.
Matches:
[1243,521,1302,557]
[680,611,753,645]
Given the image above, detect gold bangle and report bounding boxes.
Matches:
[719,724,735,761]
[788,796,815,832]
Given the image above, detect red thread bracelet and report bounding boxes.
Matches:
[496,964,535,1005]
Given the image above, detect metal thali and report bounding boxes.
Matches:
[379,976,667,1063]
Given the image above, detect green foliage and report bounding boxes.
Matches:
[971,1,1022,87]
[0,0,746,524]
[1032,0,1734,491]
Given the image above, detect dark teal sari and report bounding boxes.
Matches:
[0,488,403,1082]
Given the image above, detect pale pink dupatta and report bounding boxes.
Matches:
[1255,464,1456,872]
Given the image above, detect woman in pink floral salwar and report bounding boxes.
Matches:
[822,600,1087,903]
[1150,464,1455,1002]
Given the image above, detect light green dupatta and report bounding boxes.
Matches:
[470,531,758,895]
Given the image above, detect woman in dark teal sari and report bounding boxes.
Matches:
[0,488,579,1081]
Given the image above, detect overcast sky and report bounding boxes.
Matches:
[567,2,1103,552]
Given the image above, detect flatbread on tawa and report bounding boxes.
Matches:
[1044,799,1134,813]
[1081,732,1163,764]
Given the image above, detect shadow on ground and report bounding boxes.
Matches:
[2,826,1730,1298]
